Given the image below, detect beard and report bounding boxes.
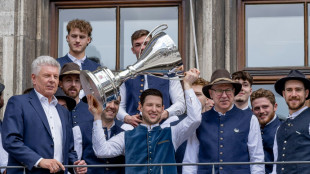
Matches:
[258,112,275,128]
[63,87,79,99]
[142,114,161,125]
[235,98,245,103]
[288,100,305,111]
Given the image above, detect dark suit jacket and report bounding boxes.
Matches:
[1,90,77,174]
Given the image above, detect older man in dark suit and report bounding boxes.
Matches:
[1,56,87,174]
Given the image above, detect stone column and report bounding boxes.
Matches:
[0,0,50,119]
[184,0,237,80]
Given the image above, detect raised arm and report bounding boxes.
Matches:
[88,95,125,158]
[171,68,202,149]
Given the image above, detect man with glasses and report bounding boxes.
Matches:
[272,70,310,174]
[183,69,265,174]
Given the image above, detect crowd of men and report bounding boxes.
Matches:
[0,19,310,174]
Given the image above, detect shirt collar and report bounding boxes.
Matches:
[288,106,308,120]
[34,89,58,106]
[242,105,249,110]
[141,123,159,131]
[265,114,277,126]
[103,121,115,130]
[67,53,86,64]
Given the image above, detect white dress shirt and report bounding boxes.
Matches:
[117,75,186,121]
[72,122,134,160]
[93,89,201,158]
[0,131,8,174]
[34,90,63,166]
[183,107,265,174]
[271,106,308,174]
[67,53,86,70]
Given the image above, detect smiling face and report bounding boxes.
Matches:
[32,65,59,102]
[209,83,235,114]
[283,80,309,114]
[102,99,120,122]
[66,28,90,57]
[139,95,164,126]
[252,97,277,127]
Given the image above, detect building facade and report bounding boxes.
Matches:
[2,0,308,119]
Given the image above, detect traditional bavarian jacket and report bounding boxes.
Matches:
[71,101,94,127]
[117,75,185,121]
[74,120,132,174]
[261,115,281,174]
[272,107,310,174]
[57,54,100,71]
[183,105,265,174]
[92,89,201,174]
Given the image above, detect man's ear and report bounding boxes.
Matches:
[131,47,135,54]
[138,102,142,112]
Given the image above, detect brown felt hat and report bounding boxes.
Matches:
[202,69,242,99]
[60,63,80,80]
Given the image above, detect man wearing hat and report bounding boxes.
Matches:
[272,70,310,174]
[183,69,265,174]
[54,87,76,111]
[59,62,93,126]
[0,83,8,174]
[73,96,133,174]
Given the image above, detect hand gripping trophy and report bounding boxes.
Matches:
[80,24,183,107]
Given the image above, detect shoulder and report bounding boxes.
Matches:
[85,58,100,67]
[120,123,134,131]
[7,93,29,104]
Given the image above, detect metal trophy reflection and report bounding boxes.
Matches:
[80,24,183,107]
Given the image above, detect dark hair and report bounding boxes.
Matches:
[131,29,151,45]
[232,70,253,86]
[250,88,276,106]
[140,88,163,106]
[23,87,34,94]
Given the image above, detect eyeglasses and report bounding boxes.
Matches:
[211,88,234,96]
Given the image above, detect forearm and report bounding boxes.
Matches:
[248,115,265,173]
[167,80,186,116]
[171,89,201,149]
[92,120,124,158]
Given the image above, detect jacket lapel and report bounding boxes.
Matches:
[28,90,53,138]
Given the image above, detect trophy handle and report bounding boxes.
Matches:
[145,71,184,81]
[138,24,169,59]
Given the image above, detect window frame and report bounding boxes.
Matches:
[50,0,185,71]
[237,0,310,83]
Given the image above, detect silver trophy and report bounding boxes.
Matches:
[80,24,183,106]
